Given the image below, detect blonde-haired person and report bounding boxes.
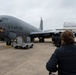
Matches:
[46,30,76,75]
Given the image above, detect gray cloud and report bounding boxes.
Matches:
[0,0,76,30]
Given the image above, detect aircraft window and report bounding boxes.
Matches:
[11,26,14,29]
[14,26,17,29]
[7,25,23,30]
[18,27,23,30]
[8,25,10,29]
[2,18,8,21]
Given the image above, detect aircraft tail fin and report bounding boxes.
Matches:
[39,18,43,30]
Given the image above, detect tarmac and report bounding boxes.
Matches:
[0,39,57,75]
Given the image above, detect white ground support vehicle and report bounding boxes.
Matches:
[12,36,34,49]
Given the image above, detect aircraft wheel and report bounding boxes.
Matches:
[15,46,18,49]
[39,37,44,42]
[6,42,8,45]
[6,41,11,45]
[1,38,4,41]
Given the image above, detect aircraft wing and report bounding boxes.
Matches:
[30,31,55,38]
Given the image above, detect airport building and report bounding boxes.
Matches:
[56,22,76,32]
[63,22,76,29]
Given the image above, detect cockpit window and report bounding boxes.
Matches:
[0,19,2,22]
[0,18,8,22]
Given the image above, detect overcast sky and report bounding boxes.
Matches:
[0,0,76,30]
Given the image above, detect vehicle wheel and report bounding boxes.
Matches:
[26,45,28,49]
[30,44,33,48]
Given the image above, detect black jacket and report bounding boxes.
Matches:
[46,44,76,75]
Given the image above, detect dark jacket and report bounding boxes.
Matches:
[46,44,76,75]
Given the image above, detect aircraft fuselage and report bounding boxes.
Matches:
[0,15,41,39]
